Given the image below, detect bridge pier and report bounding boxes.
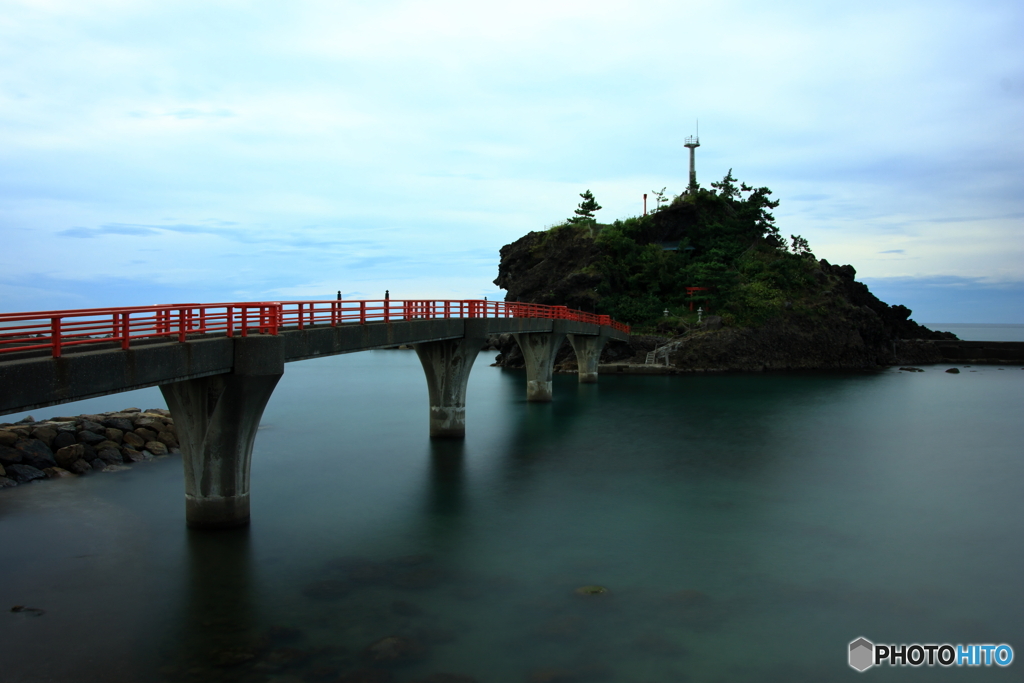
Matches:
[160,336,284,529]
[567,333,608,384]
[414,334,485,438]
[513,330,566,402]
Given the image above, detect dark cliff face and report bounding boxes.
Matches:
[493,224,602,311]
[817,260,949,342]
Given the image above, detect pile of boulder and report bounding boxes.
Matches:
[0,408,180,488]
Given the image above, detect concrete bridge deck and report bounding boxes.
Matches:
[0,299,629,529]
[1,316,625,414]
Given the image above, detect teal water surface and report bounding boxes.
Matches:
[924,323,1024,342]
[1,351,1022,682]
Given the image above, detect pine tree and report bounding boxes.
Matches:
[652,187,668,211]
[568,190,602,223]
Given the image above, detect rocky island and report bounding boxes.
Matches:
[491,173,956,372]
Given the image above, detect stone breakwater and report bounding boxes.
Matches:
[0,408,180,488]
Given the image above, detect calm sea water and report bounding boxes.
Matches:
[2,330,1023,682]
[924,323,1024,342]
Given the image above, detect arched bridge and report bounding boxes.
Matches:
[0,300,629,528]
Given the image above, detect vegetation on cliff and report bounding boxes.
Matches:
[494,172,955,370]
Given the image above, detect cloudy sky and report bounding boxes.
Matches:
[2,0,1022,323]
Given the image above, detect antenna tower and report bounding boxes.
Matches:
[683,121,700,193]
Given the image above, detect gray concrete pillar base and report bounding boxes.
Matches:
[568,333,608,385]
[526,379,553,402]
[185,494,251,529]
[429,406,467,439]
[514,331,566,402]
[415,337,483,439]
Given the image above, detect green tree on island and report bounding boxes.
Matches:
[568,189,602,223]
[651,187,669,211]
[584,170,812,326]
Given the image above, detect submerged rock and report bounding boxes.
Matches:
[527,667,578,683]
[348,562,395,585]
[633,632,686,656]
[208,648,256,667]
[263,646,311,668]
[536,615,586,640]
[663,589,728,630]
[10,605,46,616]
[387,553,434,567]
[265,625,304,643]
[306,665,341,681]
[391,600,423,617]
[302,579,352,601]
[338,669,396,683]
[412,674,479,683]
[392,567,447,590]
[361,636,426,665]
[408,625,456,645]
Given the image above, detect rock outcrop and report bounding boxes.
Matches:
[492,225,956,372]
[0,408,178,488]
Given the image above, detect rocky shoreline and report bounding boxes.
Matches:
[0,408,180,489]
[489,323,958,375]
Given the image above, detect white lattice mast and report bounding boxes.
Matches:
[684,121,700,193]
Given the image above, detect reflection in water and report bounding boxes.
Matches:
[165,527,257,680]
[426,440,466,519]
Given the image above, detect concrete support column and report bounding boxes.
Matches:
[160,335,284,529]
[567,333,607,384]
[513,331,566,402]
[414,336,484,438]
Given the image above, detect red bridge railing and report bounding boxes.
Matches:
[0,300,629,358]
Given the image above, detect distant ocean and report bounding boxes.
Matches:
[924,323,1024,341]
